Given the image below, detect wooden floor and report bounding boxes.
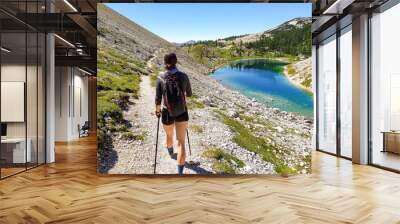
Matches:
[1,136,400,223]
[1,167,26,178]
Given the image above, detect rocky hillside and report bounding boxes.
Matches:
[97,4,312,175]
[222,17,311,44]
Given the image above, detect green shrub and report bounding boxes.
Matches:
[121,131,145,141]
[203,148,224,160]
[239,114,255,123]
[203,148,245,168]
[187,98,205,109]
[97,91,130,117]
[301,76,312,89]
[97,70,140,97]
[287,65,296,76]
[97,43,148,152]
[190,124,203,133]
[212,161,235,174]
[150,72,158,87]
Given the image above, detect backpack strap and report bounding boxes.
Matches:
[157,72,166,83]
[173,71,187,105]
[158,71,183,92]
[157,73,167,94]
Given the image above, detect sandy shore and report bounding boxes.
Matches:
[283,65,313,94]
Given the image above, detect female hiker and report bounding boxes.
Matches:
[155,53,192,175]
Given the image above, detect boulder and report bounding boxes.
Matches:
[201,96,213,106]
[227,110,239,118]
[272,108,280,114]
[274,126,284,133]
[305,119,313,125]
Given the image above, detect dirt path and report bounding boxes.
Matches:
[104,74,156,174]
[128,74,185,174]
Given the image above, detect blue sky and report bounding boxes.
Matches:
[106,3,311,43]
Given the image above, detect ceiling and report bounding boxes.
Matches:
[0,0,97,74]
[311,0,390,41]
[1,0,393,72]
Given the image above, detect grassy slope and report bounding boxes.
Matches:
[97,42,147,151]
[203,147,245,174]
[215,110,298,176]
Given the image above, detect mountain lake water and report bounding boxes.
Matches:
[210,59,313,119]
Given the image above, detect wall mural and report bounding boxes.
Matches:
[97,3,313,175]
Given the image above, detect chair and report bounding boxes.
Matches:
[79,121,90,138]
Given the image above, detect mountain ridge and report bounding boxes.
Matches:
[176,17,311,45]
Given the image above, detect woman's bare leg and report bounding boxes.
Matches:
[175,121,188,166]
[163,124,174,148]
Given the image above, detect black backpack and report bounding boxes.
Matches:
[160,71,187,117]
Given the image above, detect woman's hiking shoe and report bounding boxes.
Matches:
[167,147,174,158]
[177,165,184,175]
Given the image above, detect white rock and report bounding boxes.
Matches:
[227,110,239,118]
[275,126,284,133]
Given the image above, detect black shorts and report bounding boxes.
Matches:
[161,109,189,125]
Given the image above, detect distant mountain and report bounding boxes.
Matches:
[274,17,311,31]
[170,18,312,49]
[244,17,311,56]
[221,17,311,45]
[173,40,197,47]
[219,34,248,41]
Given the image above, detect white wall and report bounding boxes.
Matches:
[1,64,29,138]
[1,62,46,164]
[55,67,89,141]
[72,72,89,138]
[1,64,26,81]
[55,66,69,141]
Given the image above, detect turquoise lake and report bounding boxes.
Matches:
[210,59,314,118]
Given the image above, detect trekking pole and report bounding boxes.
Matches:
[186,129,192,157]
[186,128,199,166]
[154,116,160,174]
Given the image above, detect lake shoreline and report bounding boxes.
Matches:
[208,57,288,74]
[210,58,314,119]
[210,57,313,95]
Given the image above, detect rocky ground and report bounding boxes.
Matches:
[97,4,313,175]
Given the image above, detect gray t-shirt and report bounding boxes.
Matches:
[155,68,192,109]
